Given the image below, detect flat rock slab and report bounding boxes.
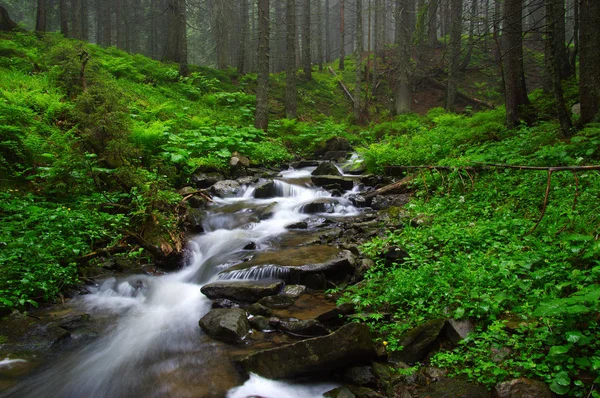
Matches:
[238,322,376,379]
[222,245,354,274]
[201,280,284,303]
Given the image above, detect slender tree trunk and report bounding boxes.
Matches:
[446,0,463,111]
[60,0,68,36]
[36,0,47,32]
[215,1,228,69]
[163,0,187,75]
[546,0,572,135]
[354,0,363,122]
[178,0,187,75]
[286,0,298,118]
[317,0,324,71]
[302,0,312,80]
[339,0,346,70]
[81,0,88,41]
[102,0,112,46]
[427,0,438,47]
[255,0,270,130]
[325,0,331,62]
[502,0,530,128]
[492,0,501,63]
[238,0,250,74]
[115,0,123,48]
[71,0,83,39]
[570,0,578,74]
[395,0,412,114]
[579,0,600,124]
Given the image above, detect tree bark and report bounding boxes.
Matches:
[60,0,69,36]
[302,0,312,80]
[339,0,346,70]
[316,0,324,71]
[255,0,270,130]
[238,0,250,74]
[545,0,572,135]
[579,0,600,124]
[115,0,123,48]
[81,0,88,41]
[71,0,83,39]
[163,0,187,75]
[502,0,530,129]
[285,0,298,119]
[354,0,363,122]
[36,0,47,32]
[325,0,331,62]
[215,0,228,69]
[394,0,412,114]
[0,6,20,31]
[102,0,112,46]
[446,0,463,111]
[427,0,438,47]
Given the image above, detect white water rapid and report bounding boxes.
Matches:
[3,165,361,398]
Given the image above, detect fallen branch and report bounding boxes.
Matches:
[363,174,415,199]
[328,66,355,105]
[180,190,213,202]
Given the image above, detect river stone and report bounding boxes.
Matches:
[200,280,284,303]
[230,151,250,168]
[312,175,355,191]
[246,303,272,317]
[324,386,356,398]
[371,194,410,210]
[492,378,551,398]
[300,198,336,214]
[283,285,306,297]
[238,322,376,379]
[312,162,342,176]
[418,378,490,398]
[258,294,297,309]
[253,180,276,199]
[344,366,376,386]
[199,308,250,344]
[277,318,329,337]
[286,221,308,229]
[392,319,446,364]
[210,180,241,197]
[190,171,224,189]
[323,151,349,162]
[249,315,272,331]
[185,208,205,233]
[314,137,352,157]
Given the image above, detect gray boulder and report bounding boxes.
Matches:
[210,180,241,197]
[239,322,376,379]
[190,171,224,189]
[200,280,284,303]
[199,308,250,344]
[312,175,355,191]
[492,378,551,398]
[278,318,329,337]
[312,162,343,176]
[392,319,446,363]
[253,180,277,199]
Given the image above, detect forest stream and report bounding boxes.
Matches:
[0,160,372,398]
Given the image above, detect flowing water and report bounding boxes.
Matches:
[1,165,362,398]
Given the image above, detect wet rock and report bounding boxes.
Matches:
[253,180,277,199]
[210,180,241,197]
[300,199,336,214]
[249,315,272,331]
[185,208,205,233]
[286,221,308,229]
[278,318,329,337]
[347,386,385,398]
[392,319,446,364]
[418,378,490,398]
[444,319,475,345]
[190,170,224,189]
[291,160,320,168]
[211,298,240,309]
[371,194,410,210]
[301,273,328,290]
[243,242,257,250]
[258,294,297,309]
[323,184,345,197]
[188,194,209,209]
[230,152,250,168]
[325,386,356,398]
[57,314,91,331]
[201,280,284,303]
[342,162,367,176]
[246,303,272,317]
[492,378,551,398]
[314,137,352,158]
[349,194,369,207]
[344,366,376,386]
[312,162,343,176]
[312,176,355,191]
[238,322,376,379]
[323,151,349,162]
[283,285,306,297]
[199,308,250,344]
[257,202,278,220]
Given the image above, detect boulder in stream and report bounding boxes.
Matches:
[312,162,342,176]
[253,180,277,199]
[201,280,284,303]
[190,170,224,189]
[238,322,376,379]
[210,180,241,197]
[312,175,355,191]
[199,308,250,344]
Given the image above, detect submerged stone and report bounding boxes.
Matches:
[238,322,376,379]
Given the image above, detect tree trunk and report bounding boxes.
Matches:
[60,0,68,36]
[427,0,438,47]
[238,0,249,74]
[502,0,530,129]
[36,0,47,32]
[302,0,312,80]
[0,6,20,31]
[394,0,412,114]
[579,0,600,123]
[317,0,324,71]
[115,0,123,48]
[102,0,112,46]
[339,0,346,70]
[546,0,572,135]
[163,0,187,75]
[215,0,228,69]
[285,0,298,119]
[325,0,331,62]
[177,0,188,75]
[81,0,88,41]
[71,0,82,39]
[354,0,363,122]
[446,0,463,111]
[255,0,270,130]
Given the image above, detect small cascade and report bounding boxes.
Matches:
[218,265,291,281]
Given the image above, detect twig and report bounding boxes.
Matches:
[528,170,553,234]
